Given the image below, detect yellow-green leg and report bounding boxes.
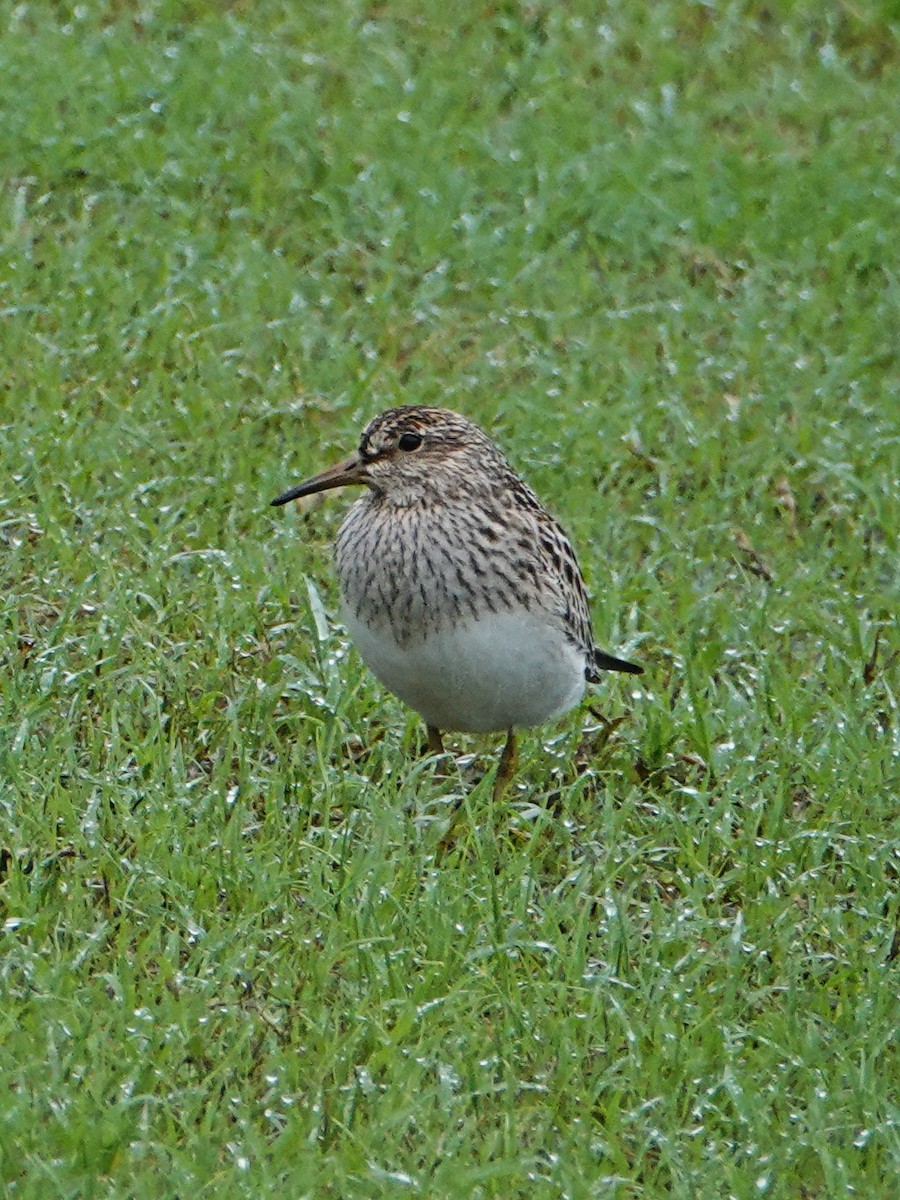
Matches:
[493,729,518,801]
[426,725,445,755]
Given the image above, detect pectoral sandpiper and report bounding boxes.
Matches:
[272,406,642,797]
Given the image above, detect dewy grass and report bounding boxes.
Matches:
[1,2,897,1197]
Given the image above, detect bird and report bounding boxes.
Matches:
[271,406,642,799]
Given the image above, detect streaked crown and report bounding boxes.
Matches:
[358,406,510,502]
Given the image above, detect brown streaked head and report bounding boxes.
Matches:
[271,406,508,507]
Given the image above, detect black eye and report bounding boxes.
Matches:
[398,432,423,452]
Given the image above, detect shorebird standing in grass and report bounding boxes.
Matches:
[272,407,642,798]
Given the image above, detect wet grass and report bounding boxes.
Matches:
[1,1,898,1196]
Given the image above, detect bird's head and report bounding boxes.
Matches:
[271,406,508,508]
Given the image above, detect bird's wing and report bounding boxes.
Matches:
[506,478,643,679]
[500,477,596,656]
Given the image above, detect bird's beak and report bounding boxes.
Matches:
[270,454,366,507]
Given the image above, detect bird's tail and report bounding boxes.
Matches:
[589,649,644,679]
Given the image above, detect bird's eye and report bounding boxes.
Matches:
[397,432,423,452]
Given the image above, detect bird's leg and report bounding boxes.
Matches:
[424,724,452,780]
[493,729,518,801]
[426,725,445,755]
[436,729,517,860]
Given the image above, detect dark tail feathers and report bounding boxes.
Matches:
[589,650,644,680]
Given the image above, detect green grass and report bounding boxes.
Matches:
[1,0,898,1195]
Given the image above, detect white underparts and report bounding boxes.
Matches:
[342,606,586,732]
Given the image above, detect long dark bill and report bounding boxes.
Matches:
[270,454,364,507]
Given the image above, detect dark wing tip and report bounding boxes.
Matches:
[591,650,644,677]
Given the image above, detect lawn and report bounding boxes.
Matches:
[1,1,897,1196]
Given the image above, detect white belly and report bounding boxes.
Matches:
[342,607,587,732]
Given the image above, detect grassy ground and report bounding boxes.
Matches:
[1,1,898,1196]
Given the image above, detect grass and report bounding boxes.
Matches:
[1,0,898,1195]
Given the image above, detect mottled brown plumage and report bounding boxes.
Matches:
[272,406,642,795]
